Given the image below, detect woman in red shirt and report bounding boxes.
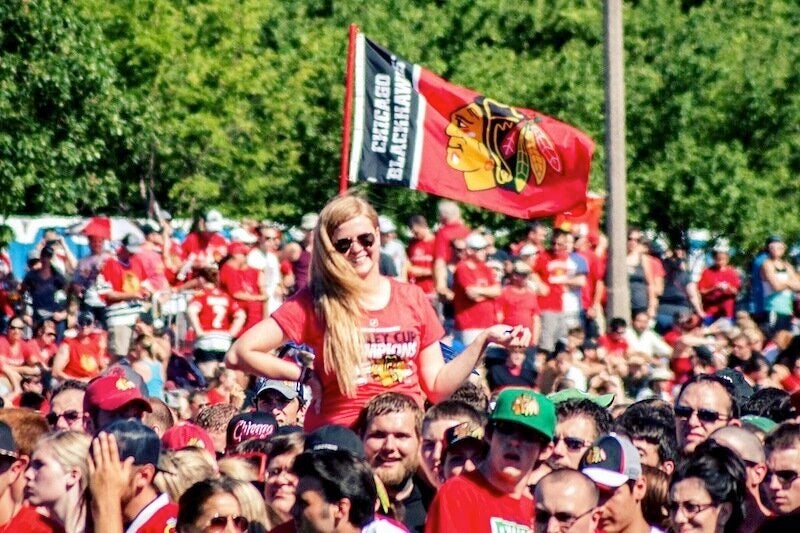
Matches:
[0,315,42,376]
[51,312,107,382]
[226,195,528,430]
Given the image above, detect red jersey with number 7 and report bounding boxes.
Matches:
[189,287,242,334]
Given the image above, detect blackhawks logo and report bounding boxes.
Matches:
[584,446,607,464]
[445,97,564,193]
[511,394,539,417]
[115,377,136,391]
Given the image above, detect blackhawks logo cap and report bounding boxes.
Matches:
[579,433,642,489]
[490,387,555,442]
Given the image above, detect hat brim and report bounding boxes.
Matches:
[490,417,551,443]
[582,467,629,489]
[256,385,299,401]
[443,436,488,457]
[97,397,153,413]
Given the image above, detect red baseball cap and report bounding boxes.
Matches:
[162,423,215,452]
[85,375,152,413]
[227,242,250,256]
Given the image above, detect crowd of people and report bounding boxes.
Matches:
[0,193,798,532]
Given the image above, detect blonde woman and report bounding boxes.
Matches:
[130,333,169,400]
[227,195,528,430]
[154,448,218,502]
[24,430,92,532]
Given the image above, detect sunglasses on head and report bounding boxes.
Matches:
[552,434,592,452]
[46,410,82,426]
[674,404,727,423]
[207,514,249,532]
[767,469,800,485]
[332,232,376,254]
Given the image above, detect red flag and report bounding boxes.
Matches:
[554,192,605,241]
[346,31,595,219]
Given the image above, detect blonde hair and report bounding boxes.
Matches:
[223,477,271,532]
[311,194,379,396]
[37,431,92,493]
[155,448,218,502]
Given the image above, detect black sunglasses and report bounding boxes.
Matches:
[766,469,800,485]
[674,404,727,423]
[332,232,375,254]
[552,434,592,452]
[534,507,595,527]
[46,410,82,426]
[207,514,249,531]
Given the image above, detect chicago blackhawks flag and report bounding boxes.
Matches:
[345,30,595,219]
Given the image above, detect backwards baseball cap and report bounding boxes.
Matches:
[227,241,250,256]
[740,415,778,434]
[579,433,642,489]
[465,232,488,250]
[548,388,615,408]
[304,424,365,459]
[715,368,753,405]
[490,387,556,442]
[255,377,303,403]
[162,422,215,452]
[122,233,144,254]
[442,421,487,457]
[0,422,18,459]
[226,412,277,451]
[85,374,152,414]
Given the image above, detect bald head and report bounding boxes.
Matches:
[710,426,765,464]
[438,201,461,223]
[536,469,599,508]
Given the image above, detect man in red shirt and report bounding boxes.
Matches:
[219,242,266,332]
[89,420,178,533]
[181,209,229,271]
[698,245,741,321]
[406,215,436,304]
[426,387,555,532]
[452,233,501,345]
[187,267,246,378]
[598,317,630,360]
[498,261,541,347]
[534,229,572,354]
[432,200,470,302]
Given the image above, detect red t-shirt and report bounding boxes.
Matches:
[99,256,146,296]
[62,334,105,379]
[188,287,241,334]
[0,337,40,367]
[452,260,498,330]
[698,266,740,319]
[598,333,628,359]
[533,250,570,312]
[498,286,540,329]
[0,505,64,533]
[433,222,470,263]
[406,237,436,295]
[272,279,444,431]
[206,387,228,406]
[134,248,170,292]
[181,232,228,267]
[425,469,534,533]
[219,263,263,330]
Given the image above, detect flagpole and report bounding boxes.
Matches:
[339,23,358,196]
[604,0,630,321]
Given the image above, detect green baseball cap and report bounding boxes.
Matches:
[740,415,778,434]
[491,388,555,441]
[547,388,615,408]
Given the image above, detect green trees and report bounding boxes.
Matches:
[1,0,798,252]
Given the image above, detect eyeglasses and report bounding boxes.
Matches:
[42,331,57,337]
[8,325,23,331]
[206,514,249,532]
[674,405,728,424]
[766,469,800,486]
[668,501,716,517]
[46,410,82,426]
[332,232,376,254]
[552,434,592,452]
[535,507,595,530]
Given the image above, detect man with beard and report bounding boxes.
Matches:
[359,392,425,533]
[425,387,555,532]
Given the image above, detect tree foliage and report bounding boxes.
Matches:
[1,0,799,252]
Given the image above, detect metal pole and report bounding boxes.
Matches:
[604,0,630,321]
